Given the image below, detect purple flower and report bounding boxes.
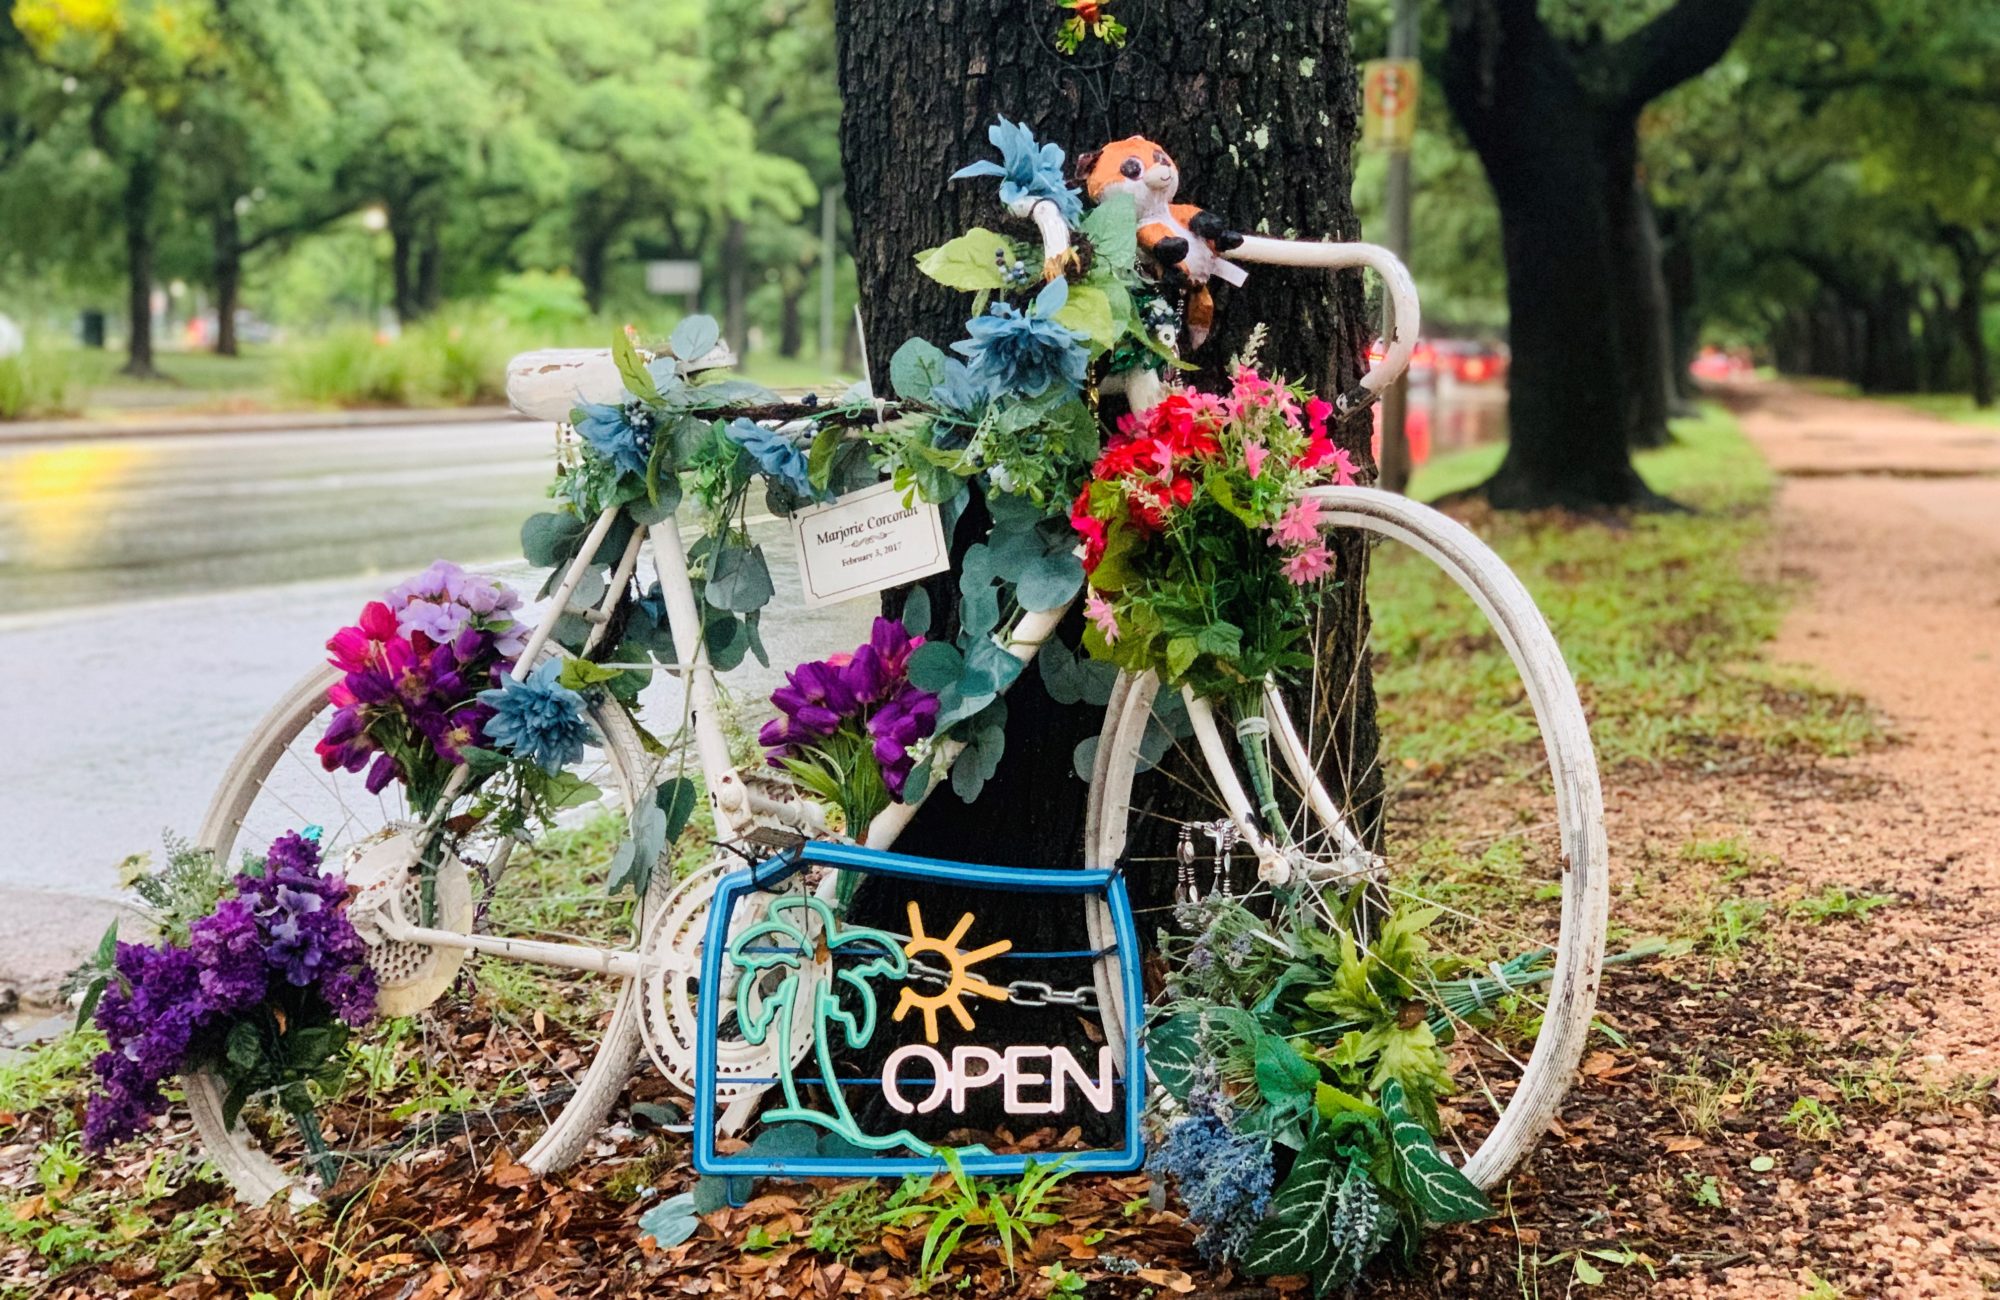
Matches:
[867,685,941,796]
[763,660,862,758]
[1149,1115,1275,1263]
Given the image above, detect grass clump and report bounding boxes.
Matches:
[1376,406,1877,776]
[0,345,71,419]
[1788,885,1896,925]
[281,306,523,408]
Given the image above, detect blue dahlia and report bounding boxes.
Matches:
[722,417,817,498]
[950,116,1083,223]
[477,658,598,774]
[953,277,1090,399]
[574,398,657,480]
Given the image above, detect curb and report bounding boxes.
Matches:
[0,404,526,445]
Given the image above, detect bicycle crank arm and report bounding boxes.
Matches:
[378,921,650,981]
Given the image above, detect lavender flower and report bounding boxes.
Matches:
[954,277,1090,398]
[477,659,598,774]
[1149,1114,1276,1263]
[84,830,378,1152]
[950,116,1083,223]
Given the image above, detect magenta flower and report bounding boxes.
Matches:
[1270,497,1324,548]
[1281,542,1335,586]
[761,618,939,814]
[1242,441,1269,480]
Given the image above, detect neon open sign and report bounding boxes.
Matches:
[692,842,1147,1178]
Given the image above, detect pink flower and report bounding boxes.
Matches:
[1084,589,1120,644]
[1281,543,1335,585]
[1327,446,1360,486]
[1306,396,1333,438]
[1243,441,1269,479]
[1270,497,1323,547]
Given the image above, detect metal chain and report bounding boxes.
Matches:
[903,958,1100,1011]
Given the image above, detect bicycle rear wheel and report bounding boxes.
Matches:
[185,658,661,1204]
[1084,486,1607,1190]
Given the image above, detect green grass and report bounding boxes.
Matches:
[1374,406,1877,775]
[1786,377,2000,428]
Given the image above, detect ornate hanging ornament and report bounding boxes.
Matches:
[1055,0,1128,55]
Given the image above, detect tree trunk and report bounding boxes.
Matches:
[1604,138,1672,448]
[390,209,418,325]
[213,202,242,358]
[577,228,610,315]
[121,154,161,379]
[1860,278,1918,394]
[834,0,1373,1132]
[1657,205,1700,405]
[1945,229,1994,408]
[722,218,749,357]
[778,282,806,358]
[1441,24,1655,508]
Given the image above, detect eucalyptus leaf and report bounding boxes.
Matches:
[1080,191,1139,271]
[704,544,775,612]
[905,641,964,692]
[668,315,721,363]
[899,585,933,638]
[889,337,950,401]
[638,1191,702,1248]
[522,511,586,567]
[655,775,700,844]
[1015,550,1084,611]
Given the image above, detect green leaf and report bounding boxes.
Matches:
[522,511,586,567]
[1204,472,1261,527]
[1240,1141,1338,1277]
[1080,191,1138,271]
[639,1191,702,1248]
[905,641,964,692]
[1053,284,1118,350]
[914,228,1012,290]
[1015,550,1084,611]
[1573,1257,1606,1286]
[540,772,604,810]
[557,658,624,690]
[808,427,843,494]
[612,329,661,403]
[705,544,775,612]
[655,775,700,844]
[1382,1078,1493,1223]
[1254,1033,1320,1106]
[1145,1013,1203,1101]
[705,612,750,670]
[889,337,950,401]
[225,1020,263,1073]
[900,586,932,638]
[625,477,682,525]
[668,316,722,363]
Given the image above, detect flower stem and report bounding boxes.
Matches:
[288,1103,341,1191]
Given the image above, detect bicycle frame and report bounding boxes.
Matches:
[382,202,1422,976]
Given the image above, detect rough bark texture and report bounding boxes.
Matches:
[834,0,1373,1138]
[1442,0,1753,508]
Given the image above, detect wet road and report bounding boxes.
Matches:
[0,421,868,919]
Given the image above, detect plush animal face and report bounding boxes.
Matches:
[1079,136,1180,207]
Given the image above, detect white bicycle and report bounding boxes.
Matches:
[184,198,1606,1207]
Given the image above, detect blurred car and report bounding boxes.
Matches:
[1689,345,1752,382]
[1366,335,1509,469]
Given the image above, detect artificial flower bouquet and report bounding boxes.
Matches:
[78,830,377,1183]
[1070,362,1359,700]
[316,560,601,833]
[760,617,940,839]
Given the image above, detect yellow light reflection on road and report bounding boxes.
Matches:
[0,443,160,565]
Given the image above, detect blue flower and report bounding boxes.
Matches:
[1148,1115,1275,1263]
[723,417,817,498]
[476,659,598,774]
[952,277,1090,398]
[574,398,657,480]
[950,116,1083,224]
[929,357,1001,417]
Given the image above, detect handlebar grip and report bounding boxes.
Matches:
[1225,237,1420,399]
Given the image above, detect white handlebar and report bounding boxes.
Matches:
[1024,199,1421,398]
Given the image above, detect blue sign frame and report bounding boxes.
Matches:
[692,841,1147,1178]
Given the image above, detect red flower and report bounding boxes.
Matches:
[1128,474,1194,531]
[1069,487,1108,571]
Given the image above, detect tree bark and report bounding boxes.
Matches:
[390,208,418,325]
[213,202,242,358]
[121,153,161,379]
[1442,0,1754,508]
[778,282,806,358]
[834,0,1373,1134]
[1860,278,1918,394]
[1607,168,1678,442]
[1657,205,1700,406]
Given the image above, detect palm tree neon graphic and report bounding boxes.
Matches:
[728,894,931,1154]
[728,895,1008,1156]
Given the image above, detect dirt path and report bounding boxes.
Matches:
[1607,382,2000,1298]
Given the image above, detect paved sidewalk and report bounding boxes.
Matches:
[0,404,521,444]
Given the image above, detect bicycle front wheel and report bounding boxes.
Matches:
[184,658,663,1204]
[1084,485,1607,1191]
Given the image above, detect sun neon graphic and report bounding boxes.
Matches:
[892,901,1012,1043]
